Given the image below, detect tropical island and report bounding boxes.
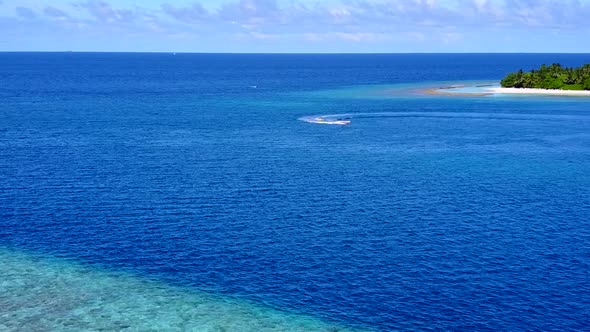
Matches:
[500,63,590,90]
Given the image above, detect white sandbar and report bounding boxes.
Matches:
[487,87,590,96]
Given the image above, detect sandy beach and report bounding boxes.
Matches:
[487,87,590,96]
[421,85,590,97]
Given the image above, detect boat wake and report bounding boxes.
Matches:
[299,115,352,125]
[299,112,589,125]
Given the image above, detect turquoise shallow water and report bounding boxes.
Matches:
[0,248,361,331]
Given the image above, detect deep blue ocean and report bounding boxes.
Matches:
[1,53,589,331]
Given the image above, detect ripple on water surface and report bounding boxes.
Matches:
[0,248,364,332]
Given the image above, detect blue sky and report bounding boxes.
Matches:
[1,0,590,52]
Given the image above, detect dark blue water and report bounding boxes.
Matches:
[1,53,590,331]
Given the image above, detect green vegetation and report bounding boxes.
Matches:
[500,63,590,90]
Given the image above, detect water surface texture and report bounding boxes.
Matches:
[1,53,590,331]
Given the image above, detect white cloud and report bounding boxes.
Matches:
[12,0,590,33]
[334,32,380,42]
[161,3,208,23]
[3,0,590,51]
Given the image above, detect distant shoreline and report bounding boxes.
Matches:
[487,87,590,96]
[421,84,590,97]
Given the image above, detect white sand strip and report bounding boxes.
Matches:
[488,87,590,96]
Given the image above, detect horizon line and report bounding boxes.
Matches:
[2,51,590,55]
